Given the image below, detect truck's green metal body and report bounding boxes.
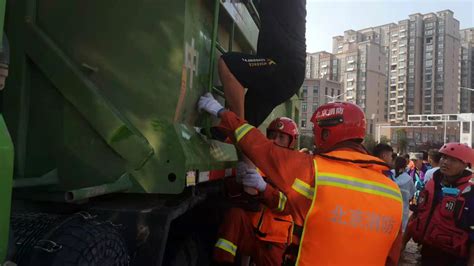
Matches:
[0,0,300,264]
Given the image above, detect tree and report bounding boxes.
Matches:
[363,134,376,153]
[299,134,314,150]
[396,129,407,154]
[379,135,390,145]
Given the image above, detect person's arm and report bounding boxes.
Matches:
[218,110,312,192]
[198,94,312,194]
[260,184,291,215]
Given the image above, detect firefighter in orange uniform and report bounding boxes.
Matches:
[199,93,403,265]
[214,117,298,266]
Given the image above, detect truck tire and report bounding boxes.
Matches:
[165,234,209,266]
[29,213,129,266]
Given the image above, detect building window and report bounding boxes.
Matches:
[325,87,328,95]
[301,87,307,97]
[302,103,307,113]
[313,86,319,94]
[331,89,334,97]
[301,120,306,128]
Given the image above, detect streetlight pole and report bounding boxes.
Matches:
[444,120,447,144]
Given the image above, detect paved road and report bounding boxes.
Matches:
[400,240,421,266]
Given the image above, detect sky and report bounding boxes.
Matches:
[306,0,474,53]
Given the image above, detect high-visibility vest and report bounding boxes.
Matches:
[296,150,403,265]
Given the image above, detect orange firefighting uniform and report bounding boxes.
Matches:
[217,111,403,265]
[213,180,293,265]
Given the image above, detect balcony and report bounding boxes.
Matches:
[346,87,354,91]
[321,64,328,68]
[346,68,355,71]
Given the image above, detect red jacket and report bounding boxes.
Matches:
[407,171,473,257]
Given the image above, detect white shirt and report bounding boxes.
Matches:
[391,170,416,232]
[423,167,440,184]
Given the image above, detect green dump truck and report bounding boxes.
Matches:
[0,0,300,265]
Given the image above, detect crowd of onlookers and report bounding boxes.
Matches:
[372,143,474,265]
[372,144,442,233]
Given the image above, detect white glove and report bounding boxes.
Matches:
[198,92,225,117]
[236,161,250,183]
[242,169,267,192]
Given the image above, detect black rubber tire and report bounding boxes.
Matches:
[165,234,207,266]
[29,214,129,266]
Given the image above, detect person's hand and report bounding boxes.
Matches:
[236,161,250,183]
[198,92,224,117]
[242,169,267,192]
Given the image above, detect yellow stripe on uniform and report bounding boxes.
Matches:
[215,238,237,256]
[234,124,254,142]
[295,159,319,266]
[275,191,288,212]
[291,178,315,200]
[317,172,402,203]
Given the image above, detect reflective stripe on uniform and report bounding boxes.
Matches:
[235,124,254,142]
[292,178,315,200]
[317,172,402,203]
[276,191,288,212]
[215,238,237,256]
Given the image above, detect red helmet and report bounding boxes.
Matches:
[267,117,299,149]
[310,102,366,151]
[439,142,474,167]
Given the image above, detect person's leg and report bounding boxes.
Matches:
[218,53,278,123]
[254,241,287,266]
[218,57,245,118]
[213,208,257,264]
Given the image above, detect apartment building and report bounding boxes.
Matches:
[332,10,461,125]
[332,32,387,135]
[305,52,339,80]
[299,78,342,134]
[419,11,460,116]
[460,28,474,112]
